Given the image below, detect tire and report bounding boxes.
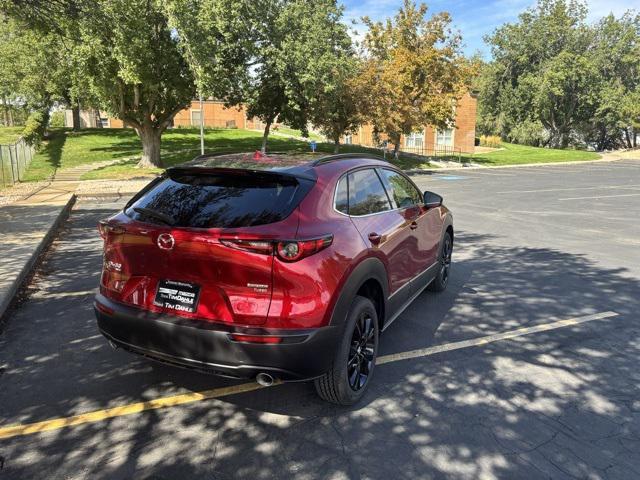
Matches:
[428,231,453,292]
[314,296,379,405]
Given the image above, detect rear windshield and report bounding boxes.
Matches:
[125,172,310,228]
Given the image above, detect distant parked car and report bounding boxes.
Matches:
[94,153,453,404]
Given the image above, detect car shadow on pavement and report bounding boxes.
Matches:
[1,209,640,479]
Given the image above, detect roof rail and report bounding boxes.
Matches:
[311,152,388,166]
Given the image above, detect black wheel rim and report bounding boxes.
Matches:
[347,312,375,391]
[440,236,452,284]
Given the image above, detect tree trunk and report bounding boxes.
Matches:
[392,135,401,159]
[72,104,81,131]
[261,118,272,154]
[333,138,340,153]
[137,123,163,168]
[633,127,637,148]
[7,105,13,127]
[1,96,7,126]
[624,128,632,149]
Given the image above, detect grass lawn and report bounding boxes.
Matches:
[25,127,432,181]
[464,142,600,165]
[0,126,24,145]
[271,126,324,142]
[21,127,603,182]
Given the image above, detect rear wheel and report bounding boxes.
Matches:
[428,231,452,292]
[314,296,379,405]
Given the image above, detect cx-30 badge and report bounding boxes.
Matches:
[157,233,175,251]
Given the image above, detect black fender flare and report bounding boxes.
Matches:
[328,256,389,329]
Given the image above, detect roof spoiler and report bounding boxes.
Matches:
[166,166,317,182]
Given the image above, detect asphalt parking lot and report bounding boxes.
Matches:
[1,159,639,479]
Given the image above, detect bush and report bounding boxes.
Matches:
[507,120,548,147]
[479,135,502,148]
[22,110,49,146]
[49,111,65,128]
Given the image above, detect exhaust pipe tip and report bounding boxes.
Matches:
[256,372,274,387]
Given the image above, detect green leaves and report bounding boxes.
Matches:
[355,0,476,154]
[479,0,640,149]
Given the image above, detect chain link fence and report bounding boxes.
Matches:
[0,138,35,188]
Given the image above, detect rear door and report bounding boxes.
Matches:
[101,170,310,325]
[338,168,415,304]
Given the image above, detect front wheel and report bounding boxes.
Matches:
[428,231,452,292]
[314,296,379,405]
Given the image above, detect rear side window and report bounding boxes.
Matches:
[379,169,423,208]
[335,176,349,214]
[126,173,309,228]
[345,169,392,216]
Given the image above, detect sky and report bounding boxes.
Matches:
[341,0,639,58]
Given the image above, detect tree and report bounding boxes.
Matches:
[284,0,358,153]
[1,0,196,167]
[354,0,476,158]
[170,0,354,153]
[479,0,639,150]
[588,12,640,150]
[0,15,67,129]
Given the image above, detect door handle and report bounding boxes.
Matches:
[410,221,418,230]
[368,232,382,245]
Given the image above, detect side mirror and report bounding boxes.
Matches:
[423,191,443,208]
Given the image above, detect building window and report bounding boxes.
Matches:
[191,109,202,127]
[436,128,454,147]
[405,131,424,148]
[99,117,110,128]
[344,134,353,145]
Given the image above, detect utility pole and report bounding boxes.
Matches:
[199,95,205,156]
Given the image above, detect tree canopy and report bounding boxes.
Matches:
[353,0,477,157]
[479,0,639,150]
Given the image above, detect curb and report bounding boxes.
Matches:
[404,156,635,173]
[0,194,77,323]
[75,191,140,200]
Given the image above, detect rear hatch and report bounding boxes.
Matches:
[100,166,314,325]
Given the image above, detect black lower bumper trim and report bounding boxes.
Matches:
[94,294,341,381]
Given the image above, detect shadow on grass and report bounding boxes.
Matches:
[38,130,67,171]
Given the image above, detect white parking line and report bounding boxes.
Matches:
[376,311,618,365]
[496,185,640,194]
[558,193,640,201]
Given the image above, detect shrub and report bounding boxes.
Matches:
[507,120,548,147]
[479,135,502,148]
[49,111,65,128]
[22,111,49,146]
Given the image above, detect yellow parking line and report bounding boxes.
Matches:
[0,311,618,440]
[376,311,618,365]
[0,381,273,440]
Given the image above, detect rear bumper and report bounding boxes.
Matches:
[94,294,341,381]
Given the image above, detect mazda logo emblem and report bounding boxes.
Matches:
[157,233,175,251]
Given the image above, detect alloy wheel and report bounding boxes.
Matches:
[347,312,375,391]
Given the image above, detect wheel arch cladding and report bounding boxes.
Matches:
[328,257,388,330]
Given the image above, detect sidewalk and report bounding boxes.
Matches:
[0,188,76,321]
[0,161,118,320]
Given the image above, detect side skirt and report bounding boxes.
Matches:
[382,261,439,333]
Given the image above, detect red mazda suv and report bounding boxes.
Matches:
[94,153,453,404]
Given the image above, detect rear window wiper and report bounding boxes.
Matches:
[132,207,175,226]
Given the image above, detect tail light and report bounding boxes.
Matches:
[276,236,333,262]
[220,239,273,254]
[220,235,333,262]
[98,220,125,239]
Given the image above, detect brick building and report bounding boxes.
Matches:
[342,92,477,154]
[64,100,270,130]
